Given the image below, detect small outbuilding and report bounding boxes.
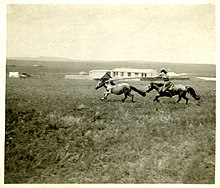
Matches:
[9,72,19,78]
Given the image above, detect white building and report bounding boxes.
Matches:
[89,68,158,80]
[79,71,88,75]
[89,70,111,80]
[9,72,19,78]
[111,68,158,79]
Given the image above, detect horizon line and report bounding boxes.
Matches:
[6,56,216,65]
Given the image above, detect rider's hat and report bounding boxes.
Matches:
[160,68,167,73]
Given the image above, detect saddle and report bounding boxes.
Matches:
[166,82,174,91]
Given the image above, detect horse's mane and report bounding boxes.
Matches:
[151,82,164,87]
[100,72,112,82]
[110,81,116,85]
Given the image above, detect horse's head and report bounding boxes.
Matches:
[95,80,105,90]
[146,82,163,93]
[95,77,115,90]
[146,82,155,93]
[196,95,200,100]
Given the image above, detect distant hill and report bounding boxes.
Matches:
[7,56,75,62]
[7,56,166,64]
[6,57,216,77]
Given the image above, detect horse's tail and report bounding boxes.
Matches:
[130,86,146,97]
[186,86,200,100]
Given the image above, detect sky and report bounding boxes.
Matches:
[7,4,215,64]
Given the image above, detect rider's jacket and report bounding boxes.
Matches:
[158,72,169,81]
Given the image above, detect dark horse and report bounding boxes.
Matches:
[20,72,31,79]
[146,82,200,104]
[95,72,146,102]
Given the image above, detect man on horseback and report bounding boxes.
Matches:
[157,68,172,96]
[95,72,146,102]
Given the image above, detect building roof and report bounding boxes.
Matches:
[89,69,111,72]
[79,71,88,75]
[112,68,156,73]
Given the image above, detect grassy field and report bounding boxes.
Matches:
[5,61,216,183]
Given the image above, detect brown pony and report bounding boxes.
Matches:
[146,82,200,104]
[95,73,146,102]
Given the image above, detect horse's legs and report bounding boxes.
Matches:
[153,95,160,102]
[122,93,128,102]
[177,91,189,104]
[177,90,185,103]
[177,94,181,103]
[182,93,189,105]
[128,93,135,103]
[101,92,110,100]
[183,96,189,105]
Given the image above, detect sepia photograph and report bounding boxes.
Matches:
[2,2,217,185]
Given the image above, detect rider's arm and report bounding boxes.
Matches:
[154,73,162,78]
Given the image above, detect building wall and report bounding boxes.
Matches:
[89,69,158,79]
[9,72,19,78]
[112,70,157,78]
